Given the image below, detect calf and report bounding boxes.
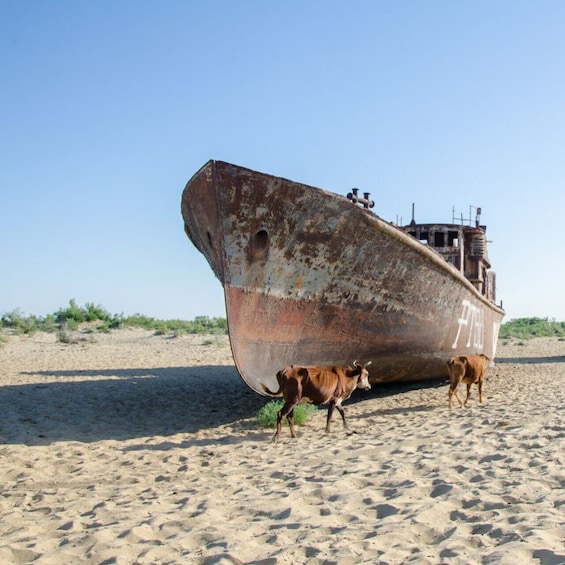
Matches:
[447,354,490,409]
[262,361,371,441]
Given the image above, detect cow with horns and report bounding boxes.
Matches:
[262,361,372,441]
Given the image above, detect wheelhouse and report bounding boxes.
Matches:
[401,213,497,303]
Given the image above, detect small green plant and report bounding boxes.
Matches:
[1,309,40,334]
[57,326,77,344]
[42,314,58,333]
[55,299,86,324]
[256,400,318,428]
[153,322,168,336]
[65,319,79,331]
[202,336,227,347]
[171,326,188,338]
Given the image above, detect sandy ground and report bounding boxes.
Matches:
[1,328,564,565]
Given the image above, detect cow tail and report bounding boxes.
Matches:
[261,371,283,397]
[262,384,282,396]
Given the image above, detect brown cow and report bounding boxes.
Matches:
[262,361,371,441]
[447,354,490,409]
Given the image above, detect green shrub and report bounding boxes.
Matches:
[42,314,58,333]
[1,301,230,336]
[256,400,318,428]
[84,302,111,322]
[1,309,40,334]
[57,326,77,344]
[65,319,79,331]
[55,299,113,325]
[171,326,188,337]
[119,314,156,330]
[55,299,85,324]
[153,322,168,336]
[499,317,565,339]
[115,314,229,336]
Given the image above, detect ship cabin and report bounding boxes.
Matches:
[401,219,497,303]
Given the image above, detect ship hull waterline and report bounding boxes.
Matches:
[181,160,505,395]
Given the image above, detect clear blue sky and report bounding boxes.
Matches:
[2,1,564,322]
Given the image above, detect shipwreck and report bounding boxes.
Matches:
[181,160,505,394]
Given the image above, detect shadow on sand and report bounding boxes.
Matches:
[496,355,565,364]
[9,358,543,447]
[0,365,266,446]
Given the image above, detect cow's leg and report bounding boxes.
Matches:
[287,408,297,438]
[478,379,484,403]
[335,400,347,429]
[450,383,463,408]
[273,400,296,442]
[464,383,472,406]
[325,400,336,433]
[273,408,284,442]
[448,384,456,409]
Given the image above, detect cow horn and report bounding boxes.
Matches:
[364,361,372,367]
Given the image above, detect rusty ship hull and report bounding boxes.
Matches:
[181,160,505,395]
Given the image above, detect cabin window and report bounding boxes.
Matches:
[419,231,429,244]
[448,230,459,247]
[434,232,445,247]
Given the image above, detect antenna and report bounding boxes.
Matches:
[453,205,483,226]
[409,203,416,226]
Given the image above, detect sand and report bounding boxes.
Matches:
[1,328,564,564]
